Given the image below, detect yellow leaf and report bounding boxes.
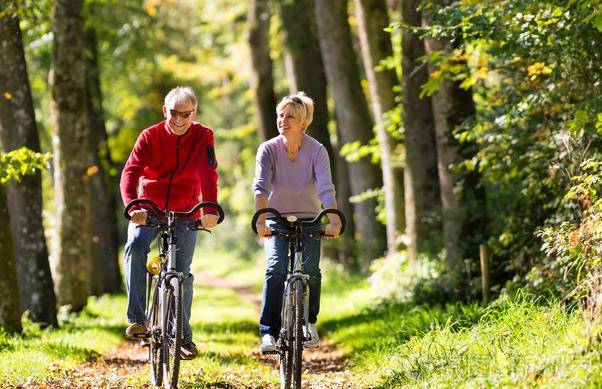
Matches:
[3,92,12,100]
[87,165,99,176]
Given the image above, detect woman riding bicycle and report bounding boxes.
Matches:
[120,87,219,360]
[252,92,342,352]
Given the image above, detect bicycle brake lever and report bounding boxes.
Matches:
[188,225,211,233]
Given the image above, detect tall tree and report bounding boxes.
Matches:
[314,0,387,263]
[279,0,357,263]
[50,0,91,311]
[401,0,440,262]
[0,5,58,326]
[424,0,476,268]
[355,0,405,255]
[248,0,279,142]
[0,184,22,333]
[85,25,122,295]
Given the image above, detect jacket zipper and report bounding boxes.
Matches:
[164,136,181,210]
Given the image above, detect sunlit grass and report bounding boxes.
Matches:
[320,288,602,388]
[0,294,126,385]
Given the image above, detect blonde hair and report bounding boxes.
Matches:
[164,86,197,109]
[276,91,315,132]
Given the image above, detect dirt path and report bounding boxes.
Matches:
[196,271,360,388]
[28,272,359,388]
[33,340,148,388]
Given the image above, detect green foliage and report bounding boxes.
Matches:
[0,147,51,183]
[368,251,481,305]
[420,0,602,295]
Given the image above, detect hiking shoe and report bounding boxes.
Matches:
[303,323,319,348]
[125,322,147,339]
[259,334,277,353]
[180,341,199,360]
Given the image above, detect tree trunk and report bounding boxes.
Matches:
[401,0,441,262]
[248,0,278,142]
[0,185,22,333]
[423,0,476,268]
[85,26,122,295]
[0,7,58,326]
[50,0,91,312]
[279,0,357,265]
[355,0,405,255]
[314,0,387,264]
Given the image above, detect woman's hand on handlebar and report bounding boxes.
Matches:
[200,214,219,229]
[130,210,148,225]
[324,222,341,239]
[324,210,342,239]
[255,215,272,238]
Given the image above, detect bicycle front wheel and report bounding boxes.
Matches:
[291,279,304,389]
[162,276,183,389]
[279,282,293,389]
[148,276,163,387]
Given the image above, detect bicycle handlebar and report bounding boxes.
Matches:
[124,198,225,225]
[251,208,346,236]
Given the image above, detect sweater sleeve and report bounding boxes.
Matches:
[120,131,151,207]
[253,142,273,198]
[199,129,219,214]
[314,145,336,207]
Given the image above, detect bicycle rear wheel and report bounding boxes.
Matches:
[148,277,163,387]
[162,276,183,389]
[279,284,293,389]
[291,279,304,389]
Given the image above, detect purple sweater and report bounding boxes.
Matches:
[253,134,336,217]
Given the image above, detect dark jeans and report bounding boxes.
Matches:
[124,218,197,344]
[259,219,322,337]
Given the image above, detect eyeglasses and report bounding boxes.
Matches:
[169,110,194,119]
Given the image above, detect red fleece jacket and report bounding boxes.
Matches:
[120,121,219,217]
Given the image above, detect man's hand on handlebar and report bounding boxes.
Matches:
[130,210,148,225]
[200,214,219,229]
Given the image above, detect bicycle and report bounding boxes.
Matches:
[124,198,224,389]
[251,208,346,389]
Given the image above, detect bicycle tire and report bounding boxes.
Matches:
[279,284,293,389]
[291,279,304,389]
[148,278,163,386]
[162,276,183,388]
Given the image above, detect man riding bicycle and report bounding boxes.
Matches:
[120,86,219,360]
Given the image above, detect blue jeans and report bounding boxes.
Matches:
[259,219,322,337]
[124,218,197,344]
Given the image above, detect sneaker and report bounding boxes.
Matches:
[180,341,199,360]
[304,323,319,348]
[125,322,147,339]
[259,334,277,353]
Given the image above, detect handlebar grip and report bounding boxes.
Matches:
[315,208,347,235]
[251,208,285,234]
[124,199,164,220]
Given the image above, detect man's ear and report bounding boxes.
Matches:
[162,105,167,118]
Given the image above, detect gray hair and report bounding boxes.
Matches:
[164,86,197,108]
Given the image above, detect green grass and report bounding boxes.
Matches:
[0,295,126,385]
[2,248,600,388]
[319,286,602,388]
